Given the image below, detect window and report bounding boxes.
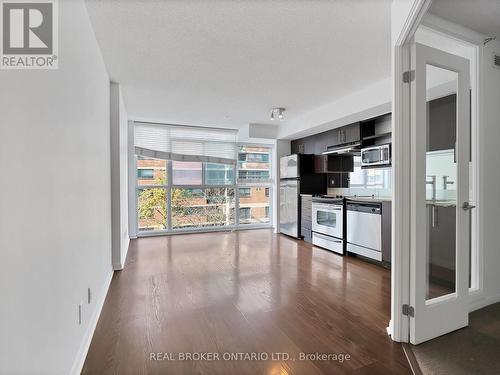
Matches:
[239,187,251,197]
[239,207,251,220]
[135,142,273,234]
[238,146,271,183]
[172,161,202,185]
[137,188,167,231]
[238,153,269,163]
[171,187,235,229]
[349,156,392,190]
[136,156,167,186]
[237,145,272,226]
[137,169,154,179]
[205,163,235,185]
[238,170,270,181]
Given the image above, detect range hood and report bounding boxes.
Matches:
[322,141,361,155]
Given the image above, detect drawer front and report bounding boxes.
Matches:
[301,227,312,243]
[302,219,312,230]
[302,208,312,218]
[312,232,344,254]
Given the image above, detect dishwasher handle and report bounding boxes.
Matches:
[346,202,381,214]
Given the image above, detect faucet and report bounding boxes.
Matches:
[443,175,454,190]
[426,175,436,201]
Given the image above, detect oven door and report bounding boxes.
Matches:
[312,203,343,238]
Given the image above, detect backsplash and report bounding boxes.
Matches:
[328,156,392,198]
[425,149,456,201]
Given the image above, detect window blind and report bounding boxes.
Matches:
[134,122,238,165]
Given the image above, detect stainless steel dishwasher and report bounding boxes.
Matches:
[346,201,382,261]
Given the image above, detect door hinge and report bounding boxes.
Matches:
[403,70,415,83]
[402,304,414,317]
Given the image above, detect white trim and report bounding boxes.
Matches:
[391,41,412,342]
[421,14,487,45]
[395,0,433,47]
[469,292,500,312]
[391,0,432,343]
[128,120,138,238]
[69,270,114,375]
[137,224,273,237]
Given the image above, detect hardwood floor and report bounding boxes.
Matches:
[82,229,411,375]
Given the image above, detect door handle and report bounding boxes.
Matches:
[462,202,476,211]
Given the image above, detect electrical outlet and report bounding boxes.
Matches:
[87,288,92,304]
[78,303,83,325]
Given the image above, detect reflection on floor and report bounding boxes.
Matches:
[406,302,500,375]
[82,229,410,374]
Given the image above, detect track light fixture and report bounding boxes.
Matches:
[270,107,286,121]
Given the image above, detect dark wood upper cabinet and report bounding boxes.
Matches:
[314,154,353,173]
[327,173,349,188]
[344,122,361,144]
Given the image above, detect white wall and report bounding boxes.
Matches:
[478,39,500,308]
[0,1,113,374]
[277,78,392,140]
[110,83,130,269]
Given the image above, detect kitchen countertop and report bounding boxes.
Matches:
[426,200,456,207]
[345,196,392,203]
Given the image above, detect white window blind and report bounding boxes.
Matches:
[134,122,238,164]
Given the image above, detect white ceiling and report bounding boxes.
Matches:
[85,0,391,131]
[430,0,500,39]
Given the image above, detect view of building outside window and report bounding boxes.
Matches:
[136,156,167,230]
[136,145,272,232]
[237,146,272,225]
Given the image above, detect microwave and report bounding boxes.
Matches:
[361,144,391,168]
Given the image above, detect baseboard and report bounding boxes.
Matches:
[469,292,500,312]
[402,343,424,375]
[112,237,130,270]
[69,269,114,375]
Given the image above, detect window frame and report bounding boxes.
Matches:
[135,143,273,236]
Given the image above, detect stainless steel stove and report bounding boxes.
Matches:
[311,195,345,255]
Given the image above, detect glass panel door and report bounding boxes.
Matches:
[410,43,471,344]
[425,65,458,301]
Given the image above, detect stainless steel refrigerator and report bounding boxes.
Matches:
[279,154,326,238]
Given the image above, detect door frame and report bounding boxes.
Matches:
[391,1,484,342]
[391,0,433,343]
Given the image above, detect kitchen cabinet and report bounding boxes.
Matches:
[329,122,361,146]
[291,122,361,154]
[300,195,313,243]
[427,94,456,152]
[381,201,392,263]
[314,154,354,173]
[327,173,349,188]
[342,122,361,144]
[427,204,456,287]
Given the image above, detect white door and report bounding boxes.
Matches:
[409,43,472,344]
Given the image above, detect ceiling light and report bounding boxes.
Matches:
[271,107,286,121]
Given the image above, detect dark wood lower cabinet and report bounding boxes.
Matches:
[301,194,313,243]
